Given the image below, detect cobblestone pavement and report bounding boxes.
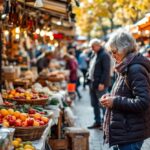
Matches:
[72,86,112,150]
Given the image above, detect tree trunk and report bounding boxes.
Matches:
[109,18,114,32]
[98,17,107,36]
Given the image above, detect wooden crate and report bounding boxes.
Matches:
[65,127,89,150]
[49,138,68,150]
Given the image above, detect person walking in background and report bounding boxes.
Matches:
[36,51,54,73]
[63,53,82,99]
[100,31,150,150]
[78,49,88,89]
[87,39,111,129]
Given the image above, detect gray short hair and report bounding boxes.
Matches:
[106,31,137,55]
[89,38,102,47]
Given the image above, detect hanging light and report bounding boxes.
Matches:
[15,27,20,34]
[24,31,27,38]
[50,35,54,40]
[40,30,45,37]
[4,30,9,36]
[54,42,58,47]
[145,30,150,35]
[57,21,61,26]
[45,31,49,36]
[36,28,40,34]
[48,31,53,37]
[16,34,20,40]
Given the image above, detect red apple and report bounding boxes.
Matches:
[9,119,16,126]
[5,115,12,121]
[15,119,22,127]
[39,121,45,126]
[16,87,25,93]
[28,108,36,114]
[0,114,3,119]
[27,118,34,126]
[39,112,45,115]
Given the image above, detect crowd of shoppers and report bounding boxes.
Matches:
[34,29,150,150]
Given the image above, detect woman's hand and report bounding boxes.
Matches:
[100,94,114,108]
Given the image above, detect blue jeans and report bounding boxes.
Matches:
[89,87,107,124]
[118,141,143,150]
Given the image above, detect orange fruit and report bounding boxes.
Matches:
[26,96,31,100]
[11,115,16,120]
[12,140,20,148]
[22,120,28,127]
[10,89,16,95]
[1,109,9,116]
[33,120,40,127]
[41,116,49,124]
[14,92,20,97]
[34,113,41,120]
[20,93,25,96]
[2,121,9,127]
[20,113,28,121]
[14,111,21,118]
[15,137,22,143]
[8,108,14,115]
[8,94,13,99]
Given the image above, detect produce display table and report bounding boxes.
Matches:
[32,119,53,150]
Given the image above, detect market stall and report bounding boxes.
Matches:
[130,13,150,42]
[0,0,79,150]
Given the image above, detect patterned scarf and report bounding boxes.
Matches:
[103,52,137,144]
[115,52,137,73]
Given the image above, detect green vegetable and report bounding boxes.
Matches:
[49,98,59,105]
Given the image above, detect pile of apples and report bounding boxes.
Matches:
[2,87,48,101]
[0,108,49,127]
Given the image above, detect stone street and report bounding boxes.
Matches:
[72,86,112,150]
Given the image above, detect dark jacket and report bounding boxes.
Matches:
[92,48,111,89]
[37,57,50,73]
[109,53,150,146]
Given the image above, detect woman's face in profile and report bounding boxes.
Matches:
[111,50,125,64]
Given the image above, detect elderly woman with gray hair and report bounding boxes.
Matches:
[100,31,150,150]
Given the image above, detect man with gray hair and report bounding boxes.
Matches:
[87,38,111,129]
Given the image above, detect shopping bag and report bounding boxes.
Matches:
[67,83,76,92]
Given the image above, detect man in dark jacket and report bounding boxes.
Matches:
[87,39,111,129]
[100,31,150,150]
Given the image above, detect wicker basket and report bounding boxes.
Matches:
[8,98,48,106]
[2,72,17,81]
[14,124,48,141]
[0,104,15,109]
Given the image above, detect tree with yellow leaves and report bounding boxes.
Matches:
[73,0,150,37]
